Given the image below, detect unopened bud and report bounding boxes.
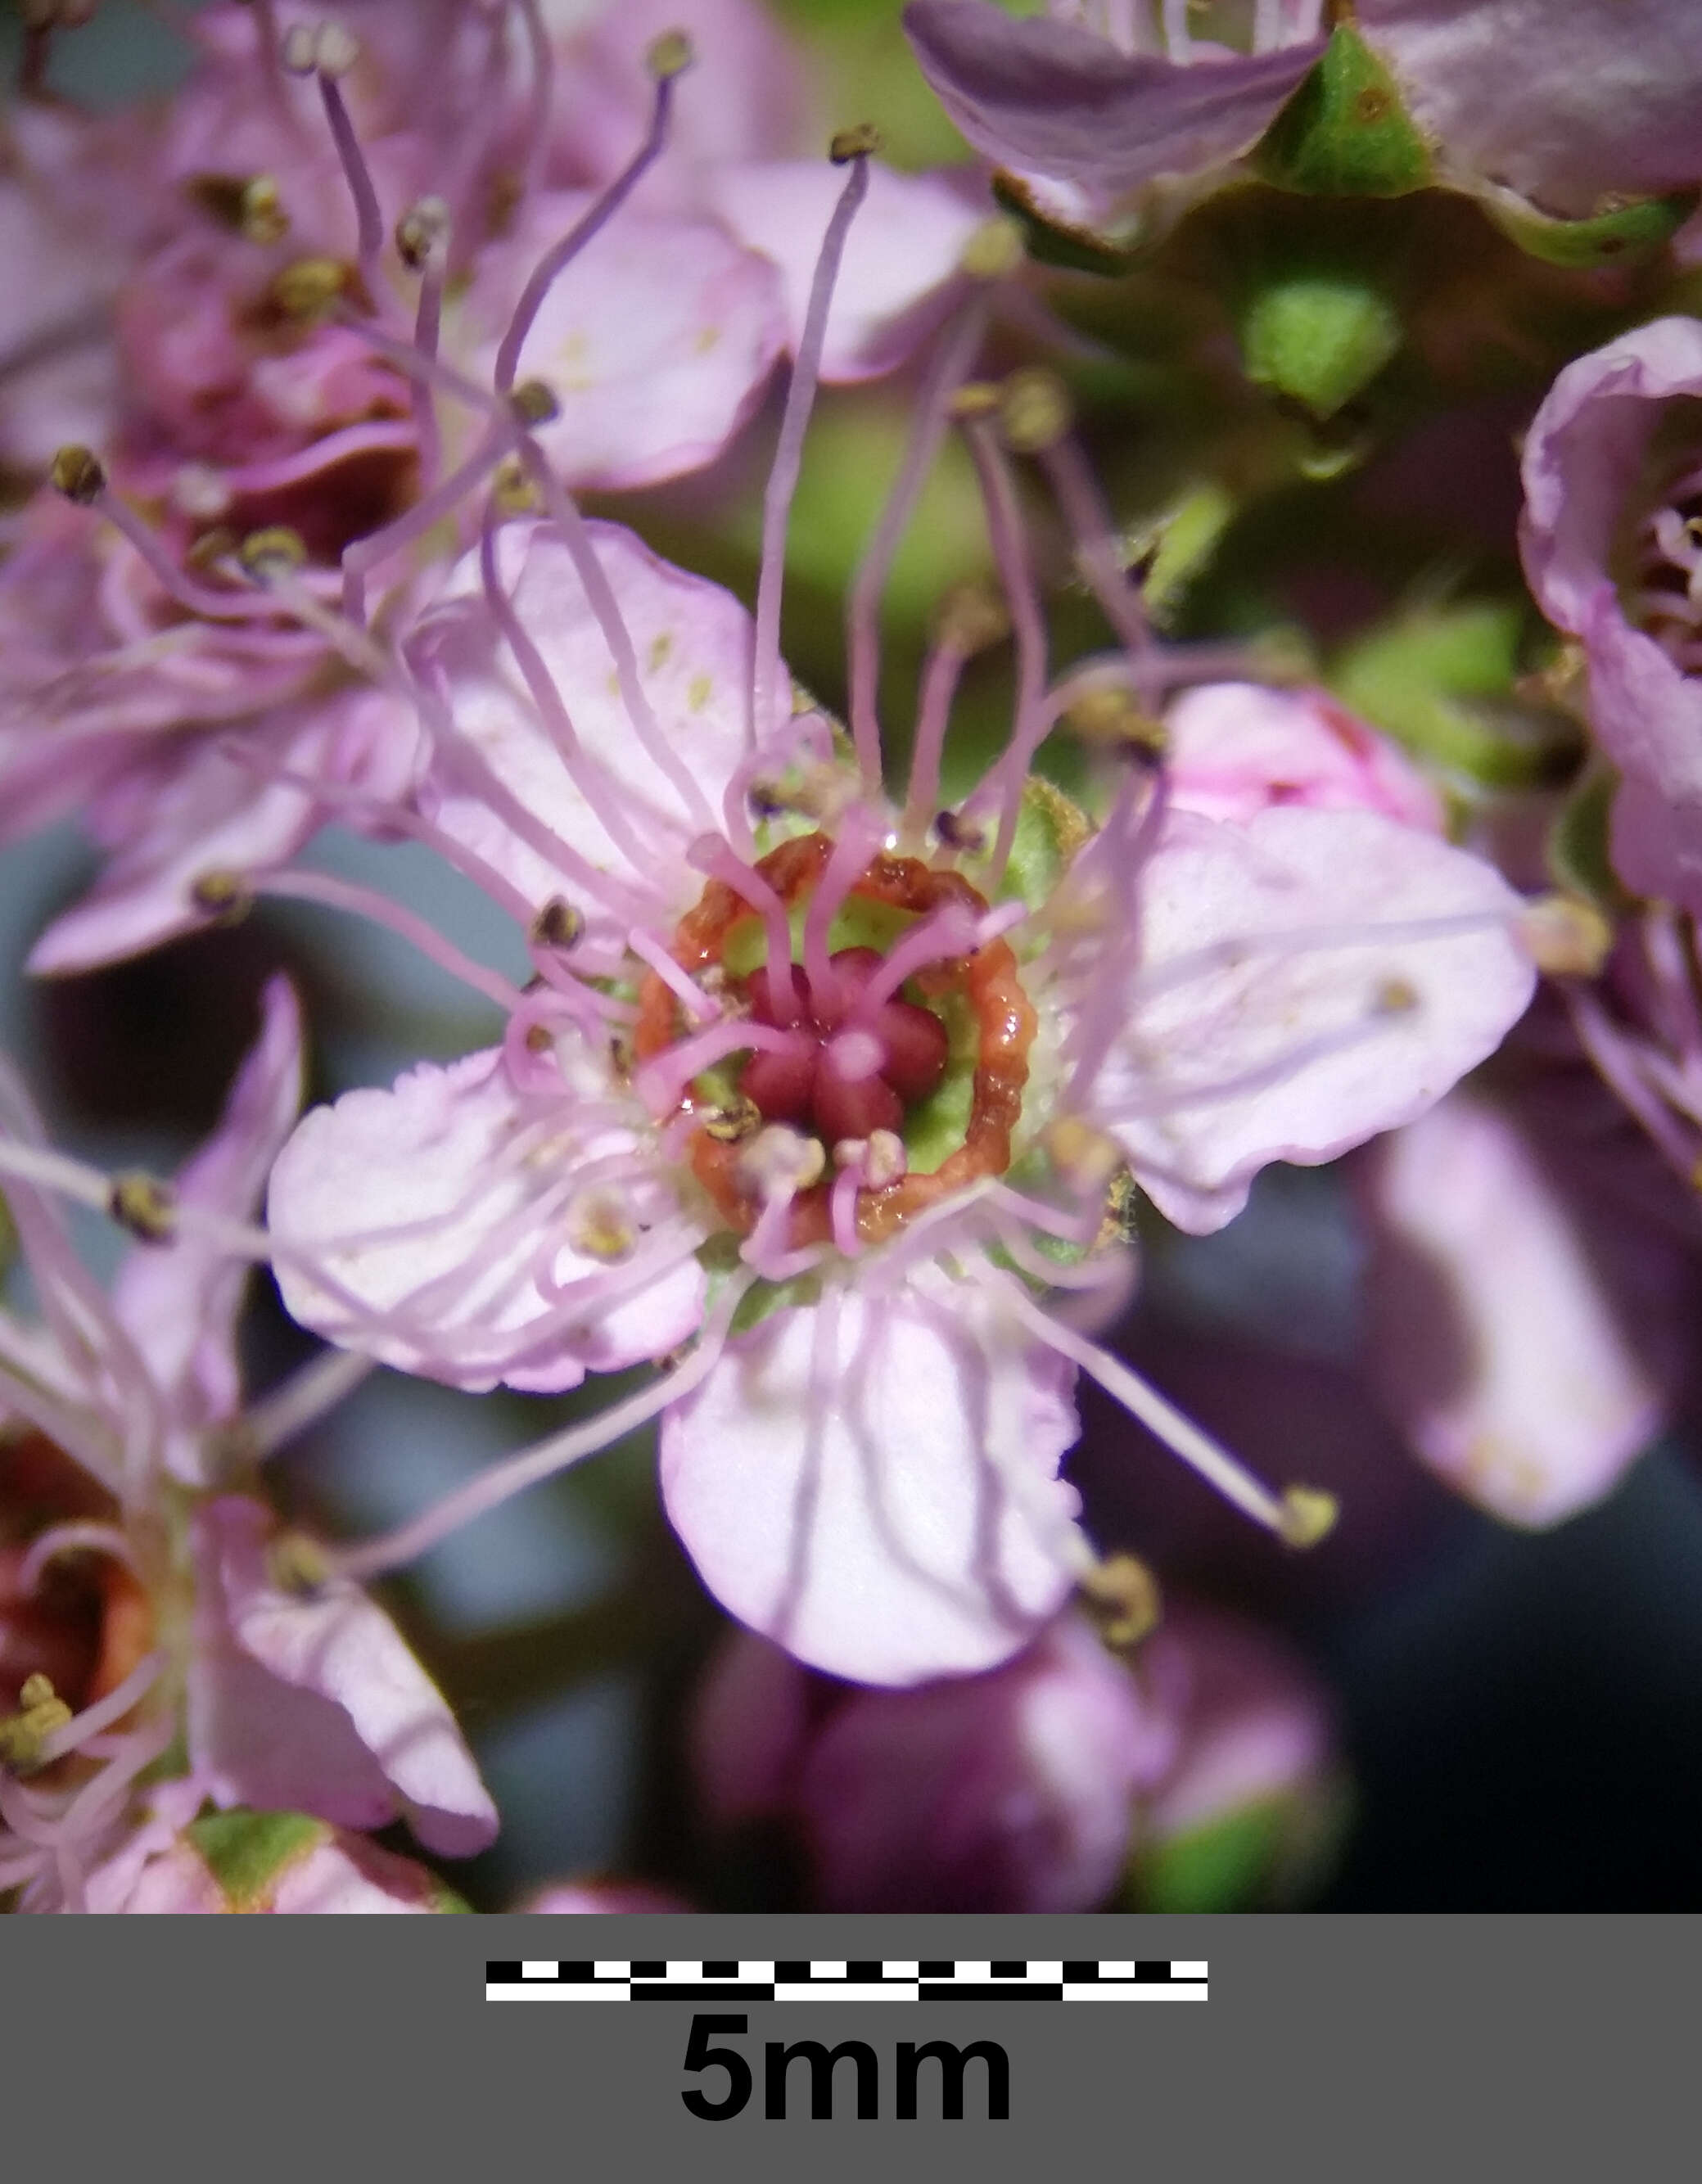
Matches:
[1519,893,1614,979]
[395,195,450,272]
[50,444,105,504]
[829,123,882,165]
[1080,1553,1163,1650]
[530,896,583,950]
[510,378,560,427]
[269,256,348,320]
[999,366,1071,454]
[1278,1485,1339,1550]
[959,215,1025,282]
[645,28,694,79]
[109,1171,177,1244]
[237,526,308,581]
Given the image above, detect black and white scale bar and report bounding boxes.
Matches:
[485,1959,1208,2002]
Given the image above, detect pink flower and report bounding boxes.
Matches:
[1163,680,1443,834]
[1520,318,1702,918]
[0,979,496,1906]
[262,309,1533,1682]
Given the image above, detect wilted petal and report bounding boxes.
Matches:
[1361,1092,1687,1524]
[1091,805,1534,1231]
[709,160,986,382]
[661,1275,1081,1684]
[903,1,1325,201]
[188,1497,498,1857]
[267,1044,706,1392]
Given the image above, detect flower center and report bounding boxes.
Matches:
[633,831,1036,1249]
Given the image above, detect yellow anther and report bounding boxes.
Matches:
[863,1128,908,1189]
[829,124,883,165]
[0,1676,74,1775]
[492,455,540,516]
[269,256,349,322]
[395,195,450,272]
[998,366,1072,454]
[959,216,1025,282]
[1519,893,1614,980]
[530,897,584,950]
[50,444,106,505]
[240,174,289,245]
[191,869,253,923]
[186,526,239,571]
[108,1171,178,1245]
[282,20,358,76]
[1079,1553,1163,1650]
[269,1532,331,1597]
[646,29,695,79]
[566,1189,639,1263]
[702,1095,763,1145]
[238,526,309,584]
[1043,1117,1123,1194]
[510,378,561,428]
[1278,1486,1339,1550]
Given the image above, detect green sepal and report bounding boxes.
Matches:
[1239,266,1402,419]
[1139,483,1237,627]
[1481,185,1699,270]
[729,1269,824,1337]
[1253,25,1432,198]
[991,173,1139,278]
[431,1881,474,1912]
[1131,1798,1291,1912]
[1546,764,1635,914]
[993,774,1093,914]
[185,1807,327,1910]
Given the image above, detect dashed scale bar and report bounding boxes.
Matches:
[485,1959,1209,2002]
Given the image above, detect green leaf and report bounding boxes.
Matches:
[1481,186,1699,270]
[1254,25,1432,198]
[1239,265,1402,419]
[185,1808,327,1910]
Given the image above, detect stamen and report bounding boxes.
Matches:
[399,196,451,486]
[688,836,801,1022]
[478,503,661,873]
[329,1274,752,1583]
[801,809,886,999]
[52,451,301,626]
[240,1347,376,1462]
[900,581,1009,848]
[492,43,688,394]
[295,24,386,282]
[997,1279,1335,1545]
[637,1018,811,1116]
[627,930,720,1023]
[848,300,991,793]
[342,415,514,622]
[752,134,878,748]
[16,1523,141,1600]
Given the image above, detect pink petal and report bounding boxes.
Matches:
[188,1498,498,1858]
[708,161,986,383]
[904,1,1325,205]
[1361,1092,1688,1525]
[267,1044,705,1392]
[660,1275,1081,1685]
[413,518,784,919]
[1088,805,1534,1231]
[469,194,787,489]
[1165,681,1443,833]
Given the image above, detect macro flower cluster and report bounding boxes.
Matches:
[2,0,1700,1914]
